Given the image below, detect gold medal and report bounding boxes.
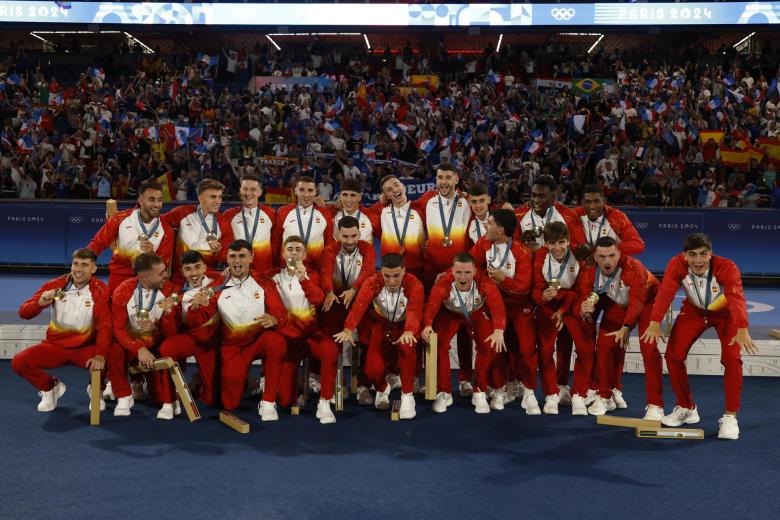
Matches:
[534,225,544,237]
[442,236,453,247]
[170,293,180,305]
[286,257,297,274]
[137,234,148,242]
[53,289,65,301]
[136,309,151,321]
[202,287,215,299]
[587,292,600,305]
[206,233,218,242]
[549,278,561,291]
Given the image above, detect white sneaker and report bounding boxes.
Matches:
[386,373,402,390]
[521,390,541,415]
[316,399,336,424]
[131,380,147,401]
[431,392,453,413]
[543,394,560,415]
[557,385,572,406]
[414,376,424,395]
[489,388,507,411]
[587,396,610,416]
[571,395,588,416]
[605,397,616,412]
[258,400,278,421]
[718,415,739,440]
[472,392,490,413]
[661,405,700,427]
[102,381,115,400]
[643,405,665,421]
[458,380,474,397]
[505,380,520,403]
[173,401,181,416]
[308,373,321,393]
[356,386,373,406]
[114,395,134,416]
[86,384,106,412]
[584,388,598,406]
[612,389,628,409]
[374,387,391,410]
[156,402,176,420]
[399,392,416,419]
[38,381,67,412]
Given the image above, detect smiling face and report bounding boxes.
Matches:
[227,247,253,278]
[436,168,459,198]
[139,261,168,290]
[546,237,570,262]
[381,178,407,207]
[339,190,361,213]
[198,189,223,215]
[138,189,163,221]
[593,245,620,275]
[452,260,476,291]
[685,246,712,276]
[240,179,262,208]
[295,181,317,207]
[338,225,360,254]
[582,192,605,221]
[181,260,207,288]
[468,194,490,219]
[70,257,97,286]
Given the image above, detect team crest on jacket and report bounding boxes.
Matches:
[254,292,261,299]
[357,260,363,266]
[260,218,265,223]
[360,222,366,228]
[506,263,512,269]
[316,218,321,224]
[400,300,406,307]
[569,266,575,272]
[84,301,92,307]
[474,297,481,305]
[712,285,718,293]
[153,232,160,238]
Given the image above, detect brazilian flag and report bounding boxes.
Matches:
[573,78,612,96]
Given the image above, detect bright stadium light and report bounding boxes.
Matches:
[363,34,371,51]
[124,32,154,54]
[733,32,755,48]
[496,33,503,52]
[266,34,281,51]
[587,34,604,54]
[29,32,53,45]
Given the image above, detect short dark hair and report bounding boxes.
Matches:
[381,253,404,269]
[228,239,253,254]
[340,179,362,194]
[241,173,262,186]
[436,163,459,177]
[491,209,516,238]
[468,183,488,197]
[453,252,475,265]
[296,175,316,186]
[133,253,164,274]
[138,180,163,196]
[683,233,712,252]
[379,174,399,189]
[337,215,359,230]
[180,250,204,266]
[72,247,97,263]
[583,184,605,197]
[594,236,619,249]
[543,221,570,243]
[283,235,305,247]
[533,175,557,192]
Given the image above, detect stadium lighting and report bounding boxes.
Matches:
[29,33,53,45]
[363,34,371,51]
[496,33,503,53]
[732,32,755,48]
[266,34,281,51]
[268,33,363,36]
[587,34,604,54]
[559,33,602,36]
[124,32,154,54]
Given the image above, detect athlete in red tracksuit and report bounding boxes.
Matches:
[187,239,289,420]
[572,237,659,417]
[271,236,340,424]
[320,217,376,404]
[163,179,231,282]
[557,185,647,395]
[110,254,180,417]
[421,254,507,414]
[469,209,535,413]
[641,233,757,440]
[152,251,220,413]
[514,176,586,252]
[334,254,424,420]
[273,176,334,270]
[87,180,174,294]
[531,222,595,415]
[221,174,277,273]
[12,248,126,413]
[323,178,379,244]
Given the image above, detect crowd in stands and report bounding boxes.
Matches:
[1,34,780,208]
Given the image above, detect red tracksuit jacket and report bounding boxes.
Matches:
[574,204,645,256]
[469,237,533,309]
[514,202,587,250]
[531,247,582,316]
[87,208,174,278]
[344,273,424,336]
[649,253,748,328]
[19,275,112,356]
[222,204,277,272]
[319,241,376,296]
[112,277,179,353]
[267,266,324,339]
[273,204,334,269]
[163,205,231,268]
[422,270,507,330]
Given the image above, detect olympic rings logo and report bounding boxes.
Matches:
[68,217,83,224]
[635,222,649,230]
[728,224,741,231]
[550,8,576,21]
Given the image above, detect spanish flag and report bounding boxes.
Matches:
[699,130,725,143]
[156,171,176,202]
[265,186,292,205]
[720,147,750,167]
[757,137,780,160]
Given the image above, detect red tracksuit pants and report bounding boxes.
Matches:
[595,300,662,405]
[153,334,217,406]
[279,333,339,406]
[363,319,417,395]
[11,342,127,393]
[433,309,501,394]
[220,331,287,410]
[665,302,742,412]
[505,309,537,389]
[317,303,370,388]
[536,306,597,398]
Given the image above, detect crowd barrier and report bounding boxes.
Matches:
[1,201,779,275]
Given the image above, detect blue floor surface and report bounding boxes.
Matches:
[1,363,778,519]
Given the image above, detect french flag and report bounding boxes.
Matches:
[722,76,736,87]
[524,141,542,156]
[323,120,341,132]
[646,78,659,90]
[397,122,410,133]
[531,129,544,142]
[418,139,436,154]
[363,144,376,160]
[634,145,647,159]
[90,67,104,80]
[0,132,12,150]
[16,135,34,153]
[640,109,654,122]
[325,97,344,117]
[175,126,190,148]
[489,124,500,137]
[469,147,478,161]
[169,79,179,99]
[654,102,668,115]
[32,109,43,125]
[6,73,22,86]
[144,127,158,141]
[440,137,451,148]
[463,131,473,147]
[707,97,722,111]
[386,125,399,140]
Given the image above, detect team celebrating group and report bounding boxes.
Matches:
[12,163,758,439]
